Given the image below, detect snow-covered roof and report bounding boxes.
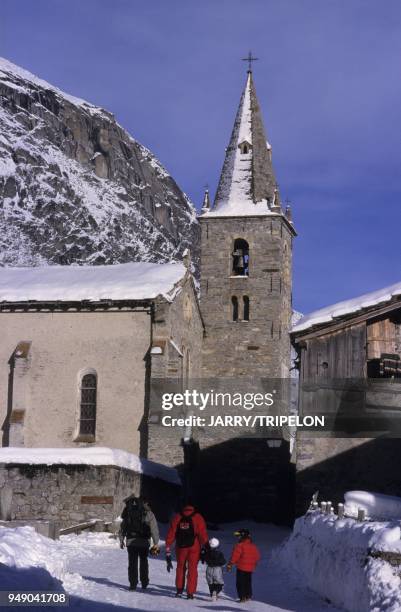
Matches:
[293,280,401,334]
[0,262,186,304]
[202,199,276,218]
[0,447,181,485]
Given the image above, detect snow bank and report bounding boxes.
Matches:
[0,261,185,303]
[0,447,181,485]
[345,491,401,522]
[0,525,66,590]
[293,280,401,333]
[276,512,401,612]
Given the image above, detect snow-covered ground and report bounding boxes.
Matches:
[0,522,340,611]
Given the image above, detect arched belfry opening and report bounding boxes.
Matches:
[232,238,249,276]
[239,140,251,155]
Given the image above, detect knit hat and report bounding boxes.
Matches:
[209,537,219,548]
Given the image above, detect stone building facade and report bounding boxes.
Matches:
[200,215,293,378]
[0,69,299,526]
[0,260,203,459]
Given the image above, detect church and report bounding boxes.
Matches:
[0,66,296,524]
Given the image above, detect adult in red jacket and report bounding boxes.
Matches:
[227,529,261,602]
[166,504,208,599]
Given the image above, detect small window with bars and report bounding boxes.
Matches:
[79,373,97,436]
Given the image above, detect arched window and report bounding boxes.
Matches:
[232,296,239,321]
[232,238,249,276]
[79,373,97,436]
[243,296,250,321]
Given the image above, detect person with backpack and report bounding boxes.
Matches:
[165,503,208,599]
[204,537,226,601]
[119,495,160,591]
[227,528,261,603]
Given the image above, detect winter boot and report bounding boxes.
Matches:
[187,594,194,600]
[175,590,183,598]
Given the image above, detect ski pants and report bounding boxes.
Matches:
[175,546,200,595]
[127,544,149,588]
[236,569,253,600]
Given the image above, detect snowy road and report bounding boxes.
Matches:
[60,523,341,611]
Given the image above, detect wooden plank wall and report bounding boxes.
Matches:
[301,322,366,382]
[299,323,366,417]
[367,319,397,359]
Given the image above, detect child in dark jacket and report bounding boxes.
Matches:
[227,529,261,603]
[204,538,226,601]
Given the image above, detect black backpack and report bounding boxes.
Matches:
[122,498,151,539]
[175,512,196,548]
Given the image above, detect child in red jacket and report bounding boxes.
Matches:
[227,528,261,603]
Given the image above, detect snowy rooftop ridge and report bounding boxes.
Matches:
[0,262,186,304]
[0,447,181,485]
[293,280,401,334]
[0,57,105,117]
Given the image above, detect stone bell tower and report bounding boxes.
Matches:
[199,68,296,378]
[191,68,297,524]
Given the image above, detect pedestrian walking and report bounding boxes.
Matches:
[204,537,226,601]
[227,528,260,603]
[165,503,208,599]
[119,495,160,591]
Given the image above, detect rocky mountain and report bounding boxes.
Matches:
[0,58,199,270]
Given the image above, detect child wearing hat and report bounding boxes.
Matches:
[227,529,261,603]
[204,537,226,601]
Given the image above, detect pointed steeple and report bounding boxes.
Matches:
[208,70,279,216]
[201,187,211,213]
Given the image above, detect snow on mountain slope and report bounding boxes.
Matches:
[0,57,199,268]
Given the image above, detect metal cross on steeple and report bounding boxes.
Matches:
[242,51,259,72]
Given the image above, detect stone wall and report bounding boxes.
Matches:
[193,215,295,522]
[0,463,180,528]
[200,215,293,378]
[147,276,204,468]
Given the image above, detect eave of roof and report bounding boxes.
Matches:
[292,295,401,342]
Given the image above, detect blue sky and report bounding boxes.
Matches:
[1,0,401,313]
